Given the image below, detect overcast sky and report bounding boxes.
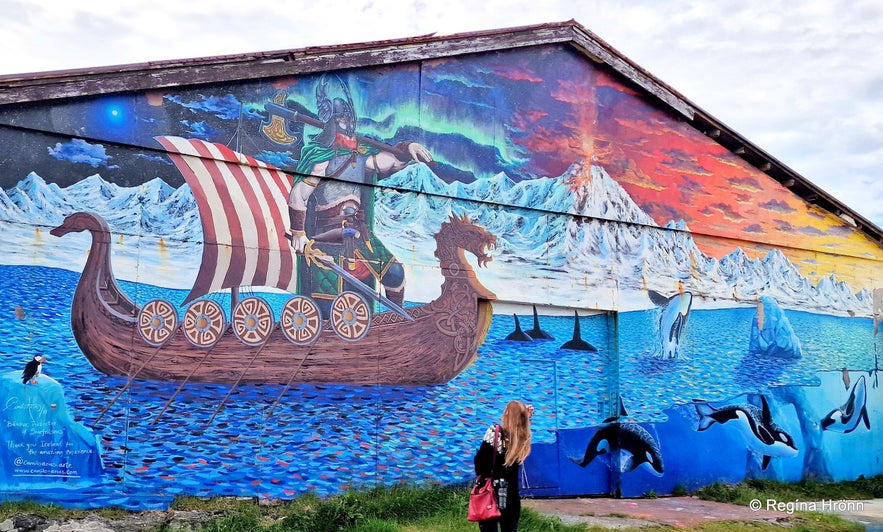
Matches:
[2,0,882,230]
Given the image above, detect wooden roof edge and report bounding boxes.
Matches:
[567,25,695,119]
[690,112,883,244]
[0,20,879,246]
[0,21,576,82]
[0,21,577,99]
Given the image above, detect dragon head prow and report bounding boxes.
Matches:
[50,212,111,238]
[440,213,497,267]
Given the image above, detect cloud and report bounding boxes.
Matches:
[744,223,763,233]
[166,94,241,120]
[709,202,745,223]
[182,120,213,138]
[258,150,298,168]
[136,153,171,164]
[47,139,111,167]
[759,199,796,214]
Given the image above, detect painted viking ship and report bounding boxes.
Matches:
[51,137,497,386]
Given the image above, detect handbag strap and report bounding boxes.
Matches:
[491,424,500,470]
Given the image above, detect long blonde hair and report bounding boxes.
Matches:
[500,400,532,467]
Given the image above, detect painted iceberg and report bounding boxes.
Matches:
[749,296,802,359]
[0,372,104,488]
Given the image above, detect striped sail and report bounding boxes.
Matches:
[155,136,298,304]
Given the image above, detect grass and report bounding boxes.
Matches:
[1,476,880,531]
[0,499,131,522]
[694,475,883,505]
[167,483,590,531]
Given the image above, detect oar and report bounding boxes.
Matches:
[202,329,276,428]
[150,348,214,426]
[264,344,315,420]
[92,334,176,428]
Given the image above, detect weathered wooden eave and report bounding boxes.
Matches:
[0,20,880,245]
[0,23,580,104]
[688,113,881,242]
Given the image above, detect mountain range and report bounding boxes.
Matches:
[0,162,873,316]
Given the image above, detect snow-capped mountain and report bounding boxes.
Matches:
[5,172,79,223]
[1,172,201,239]
[0,163,874,316]
[379,161,873,316]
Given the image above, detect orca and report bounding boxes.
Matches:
[649,289,692,359]
[570,423,664,475]
[560,311,596,351]
[525,305,553,340]
[693,395,797,470]
[821,374,870,433]
[504,313,533,341]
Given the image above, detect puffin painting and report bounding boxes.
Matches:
[22,355,47,384]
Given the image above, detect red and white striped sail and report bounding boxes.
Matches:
[155,136,297,304]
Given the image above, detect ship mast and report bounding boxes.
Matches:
[229,103,246,311]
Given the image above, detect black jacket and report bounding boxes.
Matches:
[473,424,521,515]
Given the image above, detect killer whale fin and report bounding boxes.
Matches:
[560,311,597,351]
[602,396,629,424]
[505,314,534,341]
[648,289,671,307]
[852,375,869,430]
[761,455,771,470]
[526,305,554,340]
[670,313,686,342]
[760,395,772,426]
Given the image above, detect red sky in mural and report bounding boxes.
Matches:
[493,58,865,269]
[579,70,877,273]
[509,78,597,179]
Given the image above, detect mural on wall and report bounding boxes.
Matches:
[0,44,881,508]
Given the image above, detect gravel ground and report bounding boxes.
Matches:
[0,510,213,532]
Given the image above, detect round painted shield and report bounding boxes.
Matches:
[330,291,371,342]
[183,299,227,348]
[232,296,275,347]
[138,299,179,347]
[280,295,323,346]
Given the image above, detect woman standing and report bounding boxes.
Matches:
[473,400,533,532]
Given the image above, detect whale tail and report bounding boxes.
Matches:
[571,427,612,467]
[694,402,717,431]
[570,453,592,468]
[570,445,604,468]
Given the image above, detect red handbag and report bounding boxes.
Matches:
[467,425,502,522]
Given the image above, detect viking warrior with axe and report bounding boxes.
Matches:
[264,75,433,315]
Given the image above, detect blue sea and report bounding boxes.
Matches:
[0,265,878,509]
